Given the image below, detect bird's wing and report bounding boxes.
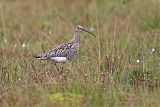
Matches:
[36,42,76,60]
[50,42,79,60]
[49,42,73,57]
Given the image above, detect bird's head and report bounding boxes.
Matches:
[74,25,96,37]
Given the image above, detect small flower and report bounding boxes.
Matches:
[49,30,52,35]
[90,28,95,32]
[18,78,21,81]
[84,73,88,77]
[22,43,26,48]
[151,48,155,53]
[136,59,140,63]
[14,44,17,48]
[4,39,7,43]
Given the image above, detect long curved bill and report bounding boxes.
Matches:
[80,28,96,37]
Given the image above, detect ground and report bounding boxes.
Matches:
[0,0,160,107]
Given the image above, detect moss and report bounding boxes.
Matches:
[48,93,84,106]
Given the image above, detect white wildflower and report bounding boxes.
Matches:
[90,28,95,32]
[136,59,140,63]
[22,43,26,48]
[49,30,52,35]
[4,39,7,43]
[151,48,155,53]
[18,78,21,81]
[14,44,17,48]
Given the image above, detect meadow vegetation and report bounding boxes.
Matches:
[0,0,160,107]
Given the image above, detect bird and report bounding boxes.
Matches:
[34,25,95,72]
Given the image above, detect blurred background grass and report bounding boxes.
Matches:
[0,0,160,107]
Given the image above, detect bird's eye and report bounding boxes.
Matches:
[76,25,83,29]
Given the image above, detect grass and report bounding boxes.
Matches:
[0,0,160,107]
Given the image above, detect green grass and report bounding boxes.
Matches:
[0,0,160,107]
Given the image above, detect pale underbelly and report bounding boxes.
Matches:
[51,57,68,63]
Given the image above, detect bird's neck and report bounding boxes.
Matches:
[71,32,80,43]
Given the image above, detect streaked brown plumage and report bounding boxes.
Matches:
[35,25,95,63]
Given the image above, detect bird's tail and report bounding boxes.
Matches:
[34,53,49,60]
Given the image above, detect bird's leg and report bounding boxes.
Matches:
[61,62,67,81]
[56,63,63,80]
[54,63,59,72]
[54,62,61,79]
[59,62,67,92]
[54,63,64,80]
[60,63,64,75]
